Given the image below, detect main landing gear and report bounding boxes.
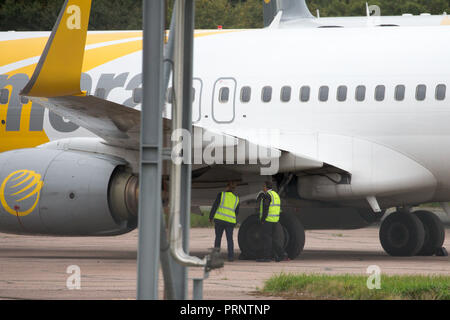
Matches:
[238,211,305,260]
[379,210,447,257]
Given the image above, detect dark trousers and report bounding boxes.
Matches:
[214,220,235,259]
[261,221,286,260]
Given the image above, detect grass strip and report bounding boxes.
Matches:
[261,273,450,300]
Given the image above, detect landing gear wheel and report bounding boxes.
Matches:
[413,210,445,256]
[279,211,305,259]
[238,214,266,260]
[238,212,305,260]
[379,212,425,257]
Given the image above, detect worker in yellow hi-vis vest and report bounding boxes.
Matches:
[256,181,288,262]
[209,181,240,262]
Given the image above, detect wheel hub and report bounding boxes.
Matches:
[388,222,410,248]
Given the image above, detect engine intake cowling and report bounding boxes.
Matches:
[0,148,138,236]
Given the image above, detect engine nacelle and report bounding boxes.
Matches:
[0,148,138,236]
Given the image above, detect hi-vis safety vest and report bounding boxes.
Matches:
[214,192,239,224]
[260,190,281,223]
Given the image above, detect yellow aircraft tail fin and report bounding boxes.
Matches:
[21,0,92,98]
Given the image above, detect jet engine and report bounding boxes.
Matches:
[0,148,138,236]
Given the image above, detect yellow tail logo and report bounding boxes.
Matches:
[0,170,44,217]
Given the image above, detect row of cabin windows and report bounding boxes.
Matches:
[164,84,446,105]
[160,84,447,105]
[1,84,445,107]
[228,84,447,104]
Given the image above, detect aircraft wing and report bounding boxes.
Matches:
[30,94,324,173]
[35,95,141,149]
[31,93,325,173]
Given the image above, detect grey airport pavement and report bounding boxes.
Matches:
[0,208,448,300]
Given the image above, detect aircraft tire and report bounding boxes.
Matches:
[238,212,305,260]
[238,214,268,260]
[379,211,425,256]
[279,211,305,259]
[413,210,445,256]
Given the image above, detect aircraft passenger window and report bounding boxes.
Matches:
[436,84,446,101]
[337,86,347,102]
[416,85,426,101]
[95,88,106,99]
[0,89,9,104]
[219,87,230,103]
[375,85,385,101]
[395,85,405,101]
[355,85,366,102]
[319,86,329,102]
[281,86,292,102]
[262,86,272,103]
[133,88,143,104]
[240,86,251,103]
[300,86,310,102]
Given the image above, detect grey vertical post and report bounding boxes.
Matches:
[137,0,165,300]
[170,0,196,300]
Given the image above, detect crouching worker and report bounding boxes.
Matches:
[209,181,240,262]
[257,181,288,262]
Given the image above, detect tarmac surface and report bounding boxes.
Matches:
[0,224,448,300]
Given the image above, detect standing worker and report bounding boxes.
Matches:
[257,181,288,262]
[209,181,240,262]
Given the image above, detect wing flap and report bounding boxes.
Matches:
[30,95,141,149]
